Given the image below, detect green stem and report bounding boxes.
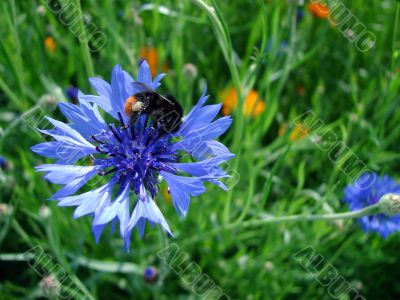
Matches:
[0,253,27,261]
[0,253,144,275]
[242,203,380,226]
[392,1,400,70]
[190,0,243,224]
[69,254,144,274]
[73,0,95,78]
[185,203,381,244]
[190,0,242,109]
[7,0,26,102]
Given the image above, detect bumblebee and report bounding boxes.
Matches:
[124,82,183,134]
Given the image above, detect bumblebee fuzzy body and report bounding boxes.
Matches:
[124,91,183,134]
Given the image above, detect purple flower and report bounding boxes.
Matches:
[32,61,234,251]
[343,172,400,238]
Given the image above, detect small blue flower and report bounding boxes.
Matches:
[65,86,79,104]
[32,61,234,251]
[297,8,304,23]
[0,156,9,170]
[343,172,400,238]
[143,266,158,283]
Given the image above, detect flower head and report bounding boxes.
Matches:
[32,61,234,251]
[44,36,56,53]
[139,47,168,77]
[65,86,79,104]
[278,123,309,141]
[379,194,400,217]
[221,88,265,117]
[183,63,198,80]
[308,2,330,19]
[0,203,13,217]
[297,8,304,23]
[290,123,309,141]
[343,172,400,238]
[40,275,60,297]
[0,156,10,170]
[143,266,158,283]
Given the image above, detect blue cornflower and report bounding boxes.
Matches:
[32,61,234,250]
[343,172,400,238]
[297,8,304,23]
[65,86,79,104]
[0,156,9,170]
[143,266,158,283]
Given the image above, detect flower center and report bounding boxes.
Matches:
[90,112,178,198]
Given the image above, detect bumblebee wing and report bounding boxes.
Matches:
[131,81,173,105]
[131,81,151,93]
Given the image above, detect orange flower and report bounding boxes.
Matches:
[44,36,56,52]
[221,88,265,117]
[139,47,168,77]
[289,123,309,141]
[308,2,330,19]
[278,123,309,141]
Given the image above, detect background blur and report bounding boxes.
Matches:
[1,0,400,299]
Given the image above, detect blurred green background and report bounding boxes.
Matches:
[1,0,400,299]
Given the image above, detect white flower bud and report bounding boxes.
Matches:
[183,63,198,80]
[379,194,400,217]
